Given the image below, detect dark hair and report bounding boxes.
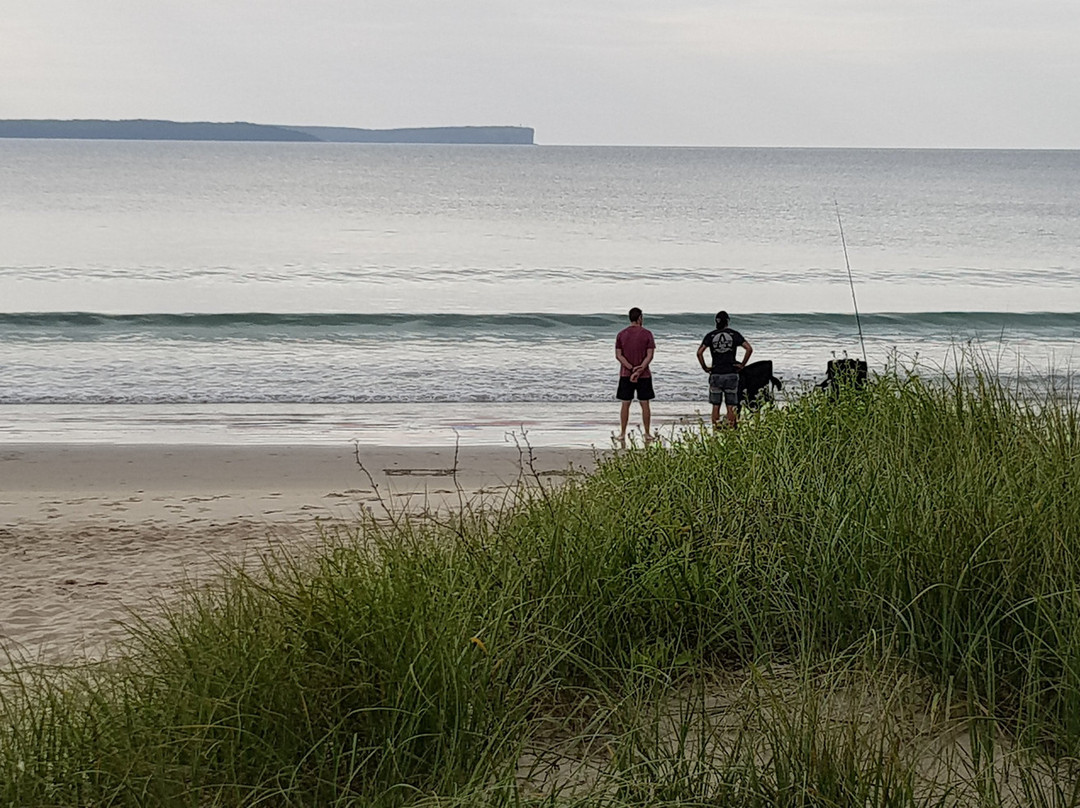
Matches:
[715,310,729,329]
[628,307,643,323]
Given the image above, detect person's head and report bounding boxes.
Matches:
[715,310,729,329]
[628,307,643,324]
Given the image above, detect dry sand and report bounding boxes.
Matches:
[0,442,597,661]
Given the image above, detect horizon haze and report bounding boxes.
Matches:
[2,1,1077,150]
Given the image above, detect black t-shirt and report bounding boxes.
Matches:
[701,328,745,374]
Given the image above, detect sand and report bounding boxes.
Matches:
[0,442,597,661]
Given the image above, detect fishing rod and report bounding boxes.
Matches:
[834,201,868,366]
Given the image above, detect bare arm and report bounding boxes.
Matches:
[697,344,710,372]
[615,347,635,373]
[736,341,753,369]
[631,347,655,381]
[636,347,654,373]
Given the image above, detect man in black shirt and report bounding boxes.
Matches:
[697,310,753,429]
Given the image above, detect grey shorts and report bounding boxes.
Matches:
[709,373,739,406]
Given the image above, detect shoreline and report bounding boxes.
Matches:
[0,402,680,447]
[0,443,598,661]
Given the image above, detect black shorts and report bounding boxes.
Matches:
[617,376,655,401]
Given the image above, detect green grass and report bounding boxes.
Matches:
[4,360,1080,806]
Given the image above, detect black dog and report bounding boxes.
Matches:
[738,360,783,410]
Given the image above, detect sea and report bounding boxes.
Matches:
[2,140,1079,446]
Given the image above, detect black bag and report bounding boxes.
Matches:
[818,359,868,395]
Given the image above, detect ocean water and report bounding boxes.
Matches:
[1,141,1078,445]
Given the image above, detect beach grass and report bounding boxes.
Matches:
[4,358,1080,805]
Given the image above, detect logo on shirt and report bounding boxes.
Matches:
[712,331,734,353]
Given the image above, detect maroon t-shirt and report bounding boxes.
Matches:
[615,325,656,378]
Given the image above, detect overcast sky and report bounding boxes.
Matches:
[2,0,1077,148]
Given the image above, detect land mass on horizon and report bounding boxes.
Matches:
[0,119,535,145]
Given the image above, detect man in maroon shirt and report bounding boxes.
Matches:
[615,307,656,446]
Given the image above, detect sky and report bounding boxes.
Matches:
[2,0,1078,148]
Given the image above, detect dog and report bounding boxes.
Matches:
[738,360,783,410]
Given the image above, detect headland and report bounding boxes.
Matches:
[0,119,535,144]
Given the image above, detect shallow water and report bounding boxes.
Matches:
[1,141,1077,443]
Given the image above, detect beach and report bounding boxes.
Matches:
[0,442,597,660]
[3,141,1079,803]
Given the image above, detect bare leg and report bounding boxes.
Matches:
[726,404,739,429]
[619,400,631,442]
[640,400,652,441]
[711,404,721,429]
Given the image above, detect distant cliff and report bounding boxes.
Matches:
[289,125,534,144]
[0,120,318,142]
[0,119,535,145]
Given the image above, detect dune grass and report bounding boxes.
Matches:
[3,360,1080,806]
